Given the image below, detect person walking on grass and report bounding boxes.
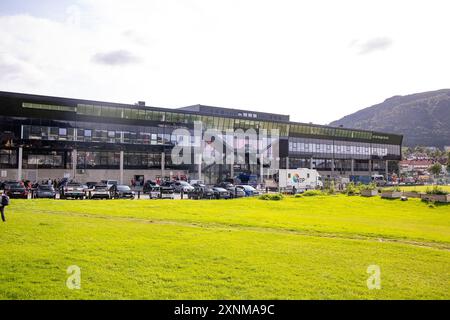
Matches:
[1,190,10,222]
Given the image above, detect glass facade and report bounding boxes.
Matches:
[22,150,68,169]
[74,102,389,141]
[22,102,76,112]
[0,93,403,179]
[288,137,401,161]
[0,149,17,168]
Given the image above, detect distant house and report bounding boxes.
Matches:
[399,159,434,174]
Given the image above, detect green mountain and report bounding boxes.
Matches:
[329,89,450,148]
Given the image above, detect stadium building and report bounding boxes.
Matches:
[0,91,402,185]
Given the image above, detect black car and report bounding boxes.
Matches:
[35,185,57,199]
[1,180,19,190]
[115,185,135,199]
[188,184,215,200]
[86,182,98,190]
[143,180,158,193]
[5,183,29,199]
[211,187,230,199]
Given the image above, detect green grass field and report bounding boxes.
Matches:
[0,195,449,299]
[399,185,450,193]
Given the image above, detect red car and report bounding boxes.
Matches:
[5,182,29,199]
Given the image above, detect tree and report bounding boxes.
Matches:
[447,152,450,171]
[429,163,442,183]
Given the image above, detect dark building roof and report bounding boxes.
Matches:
[178,104,290,122]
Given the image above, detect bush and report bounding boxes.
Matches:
[344,182,359,196]
[359,183,377,191]
[325,181,336,195]
[426,186,448,195]
[302,190,324,197]
[294,194,303,198]
[259,193,284,201]
[381,186,401,193]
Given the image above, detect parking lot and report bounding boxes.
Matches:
[0,179,264,201]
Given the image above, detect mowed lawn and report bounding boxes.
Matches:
[399,185,450,193]
[0,195,449,299]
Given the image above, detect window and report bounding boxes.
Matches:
[58,128,67,136]
[0,149,17,167]
[23,102,76,112]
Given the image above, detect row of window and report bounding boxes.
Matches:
[0,149,17,168]
[75,103,373,140]
[288,157,387,171]
[288,137,401,159]
[21,125,276,150]
[20,124,400,161]
[22,102,76,113]
[21,102,396,142]
[2,150,173,170]
[237,112,257,118]
[1,148,396,171]
[289,141,387,156]
[22,125,174,146]
[77,151,172,169]
[24,153,65,169]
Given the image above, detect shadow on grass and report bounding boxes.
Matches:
[420,199,450,207]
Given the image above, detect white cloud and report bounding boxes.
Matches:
[1,0,450,124]
[351,37,393,55]
[92,50,142,66]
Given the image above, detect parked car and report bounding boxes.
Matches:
[101,180,118,190]
[90,185,111,199]
[216,182,234,189]
[60,183,86,199]
[188,184,215,199]
[148,186,162,199]
[161,186,175,199]
[35,185,56,199]
[115,185,135,199]
[212,187,230,199]
[236,185,259,196]
[228,186,246,198]
[1,180,20,190]
[189,179,204,186]
[173,181,195,193]
[85,182,98,190]
[143,180,159,193]
[215,182,241,197]
[148,186,175,199]
[160,181,175,188]
[4,182,28,199]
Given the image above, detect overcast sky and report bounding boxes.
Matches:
[1,0,449,124]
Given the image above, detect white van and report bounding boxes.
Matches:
[278,168,323,191]
[371,175,386,186]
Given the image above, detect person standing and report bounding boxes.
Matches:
[1,191,10,222]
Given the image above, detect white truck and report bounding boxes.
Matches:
[278,168,323,191]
